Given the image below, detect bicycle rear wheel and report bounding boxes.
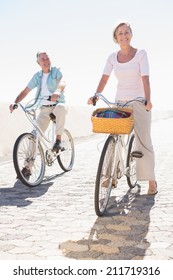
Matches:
[13,133,45,187]
[57,129,75,171]
[95,135,116,216]
[126,133,137,188]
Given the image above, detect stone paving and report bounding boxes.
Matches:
[0,117,173,260]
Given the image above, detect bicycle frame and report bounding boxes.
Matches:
[113,134,131,179]
[13,99,75,187]
[18,104,57,163]
[93,93,145,216]
[94,92,146,181]
[19,101,72,159]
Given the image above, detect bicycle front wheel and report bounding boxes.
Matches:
[13,133,45,187]
[126,133,137,189]
[57,129,75,171]
[95,135,116,216]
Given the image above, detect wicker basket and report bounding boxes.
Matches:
[91,107,134,134]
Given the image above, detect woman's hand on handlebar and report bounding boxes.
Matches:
[87,95,99,106]
[145,100,153,111]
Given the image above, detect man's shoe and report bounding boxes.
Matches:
[52,140,61,153]
[21,167,31,179]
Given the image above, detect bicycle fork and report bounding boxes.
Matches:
[112,140,123,181]
[22,133,38,171]
[111,136,129,181]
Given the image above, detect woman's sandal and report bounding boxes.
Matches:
[147,181,158,195]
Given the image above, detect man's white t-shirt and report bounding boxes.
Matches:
[103,49,149,100]
[40,73,56,106]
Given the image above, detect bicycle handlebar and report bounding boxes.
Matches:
[92,93,147,108]
[47,96,52,101]
[12,96,53,111]
[92,96,98,106]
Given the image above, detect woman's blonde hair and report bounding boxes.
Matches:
[113,22,132,43]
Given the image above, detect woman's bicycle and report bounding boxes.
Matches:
[12,98,75,187]
[91,93,146,216]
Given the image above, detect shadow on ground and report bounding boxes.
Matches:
[0,171,65,208]
[0,167,65,207]
[59,186,156,260]
[0,181,52,207]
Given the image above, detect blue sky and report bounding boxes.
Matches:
[0,0,173,109]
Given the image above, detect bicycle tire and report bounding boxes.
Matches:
[95,135,116,216]
[126,133,137,189]
[13,133,45,187]
[57,129,75,171]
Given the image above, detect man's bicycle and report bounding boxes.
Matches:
[12,99,75,187]
[91,93,146,216]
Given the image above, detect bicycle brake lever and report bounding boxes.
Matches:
[13,104,18,110]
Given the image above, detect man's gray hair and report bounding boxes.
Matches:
[36,51,47,61]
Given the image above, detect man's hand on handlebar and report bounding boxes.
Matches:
[51,93,60,102]
[47,93,60,102]
[9,103,18,113]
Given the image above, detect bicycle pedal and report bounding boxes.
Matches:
[55,147,65,155]
[131,150,143,158]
